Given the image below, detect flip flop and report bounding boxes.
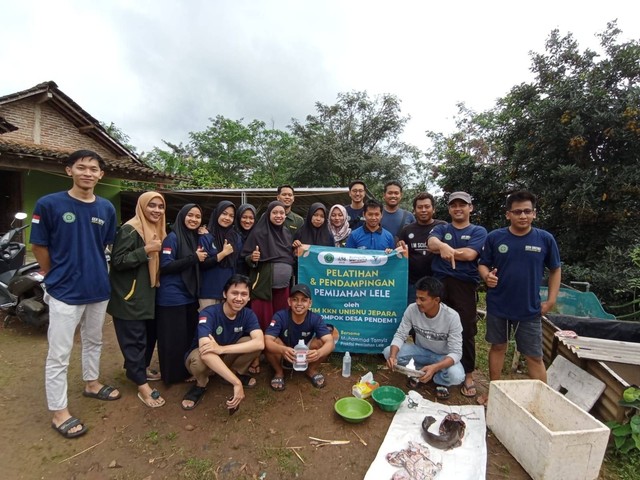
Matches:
[137,389,165,408]
[146,368,161,381]
[270,376,285,391]
[236,373,257,388]
[182,385,207,410]
[307,373,325,389]
[461,382,477,398]
[51,416,88,439]
[436,386,450,400]
[248,364,260,375]
[83,384,121,401]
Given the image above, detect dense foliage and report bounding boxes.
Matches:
[424,22,640,306]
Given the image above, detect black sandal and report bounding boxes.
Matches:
[181,385,206,410]
[236,373,257,388]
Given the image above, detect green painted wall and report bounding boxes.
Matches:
[21,170,122,250]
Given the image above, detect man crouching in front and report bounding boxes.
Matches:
[181,274,264,411]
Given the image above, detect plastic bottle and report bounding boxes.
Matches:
[342,351,351,377]
[293,339,309,371]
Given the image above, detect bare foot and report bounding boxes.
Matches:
[477,393,489,406]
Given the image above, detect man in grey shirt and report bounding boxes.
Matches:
[383,276,465,397]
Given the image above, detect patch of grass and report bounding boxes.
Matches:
[145,430,159,445]
[260,446,303,477]
[254,386,276,407]
[603,448,640,479]
[179,457,215,480]
[165,431,178,441]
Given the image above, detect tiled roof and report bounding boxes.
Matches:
[0,81,178,183]
[0,137,175,183]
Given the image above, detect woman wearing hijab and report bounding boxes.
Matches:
[241,201,295,331]
[156,204,207,385]
[234,204,257,276]
[198,201,241,309]
[328,204,352,247]
[108,192,167,408]
[292,202,335,248]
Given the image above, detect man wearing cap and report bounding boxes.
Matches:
[344,180,367,230]
[428,191,487,398]
[276,185,304,235]
[264,284,335,391]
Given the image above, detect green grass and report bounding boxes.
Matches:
[602,448,640,479]
[179,458,215,480]
[260,445,303,477]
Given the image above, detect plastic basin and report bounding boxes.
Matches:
[334,397,373,423]
[371,385,406,412]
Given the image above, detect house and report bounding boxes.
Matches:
[0,81,174,232]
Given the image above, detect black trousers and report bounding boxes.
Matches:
[441,277,478,375]
[156,302,199,385]
[113,317,156,386]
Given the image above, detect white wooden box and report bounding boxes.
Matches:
[486,380,609,480]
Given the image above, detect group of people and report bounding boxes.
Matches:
[31,149,560,439]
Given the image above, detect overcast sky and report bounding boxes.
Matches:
[2,0,638,155]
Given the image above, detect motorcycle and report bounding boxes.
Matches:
[0,213,48,328]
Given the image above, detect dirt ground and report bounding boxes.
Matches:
[0,315,530,480]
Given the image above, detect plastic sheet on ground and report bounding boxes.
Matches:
[364,390,487,479]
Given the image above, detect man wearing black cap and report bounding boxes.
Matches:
[264,284,335,391]
[428,191,487,398]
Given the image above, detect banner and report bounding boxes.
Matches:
[298,245,408,353]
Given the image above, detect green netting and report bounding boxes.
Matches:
[540,287,616,319]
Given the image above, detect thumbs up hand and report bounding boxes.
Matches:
[196,245,208,262]
[485,268,498,288]
[251,245,260,262]
[146,233,162,253]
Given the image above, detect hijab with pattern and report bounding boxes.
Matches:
[328,204,351,245]
[125,191,167,287]
[208,200,239,269]
[171,203,202,297]
[241,201,294,265]
[295,202,333,246]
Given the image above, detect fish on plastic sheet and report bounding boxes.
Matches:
[422,413,466,450]
[386,441,442,479]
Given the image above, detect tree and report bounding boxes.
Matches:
[289,91,419,194]
[426,22,640,305]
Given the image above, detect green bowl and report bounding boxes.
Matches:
[371,386,406,412]
[334,397,373,423]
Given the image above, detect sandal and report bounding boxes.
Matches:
[236,373,257,388]
[83,384,121,401]
[146,368,161,381]
[270,376,285,392]
[461,382,477,398]
[307,373,325,389]
[137,389,165,408]
[436,386,450,400]
[51,416,88,439]
[407,377,420,389]
[248,364,260,375]
[181,385,207,410]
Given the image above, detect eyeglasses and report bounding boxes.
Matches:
[509,209,535,215]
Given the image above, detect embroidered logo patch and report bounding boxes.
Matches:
[62,212,76,223]
[525,245,542,253]
[216,326,223,335]
[198,316,207,324]
[408,233,415,239]
[444,233,453,241]
[461,235,471,241]
[498,244,509,253]
[162,248,172,255]
[269,320,276,327]
[91,217,105,226]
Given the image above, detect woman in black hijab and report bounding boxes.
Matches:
[292,202,335,247]
[241,201,295,331]
[156,204,207,384]
[234,203,257,276]
[198,201,240,308]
